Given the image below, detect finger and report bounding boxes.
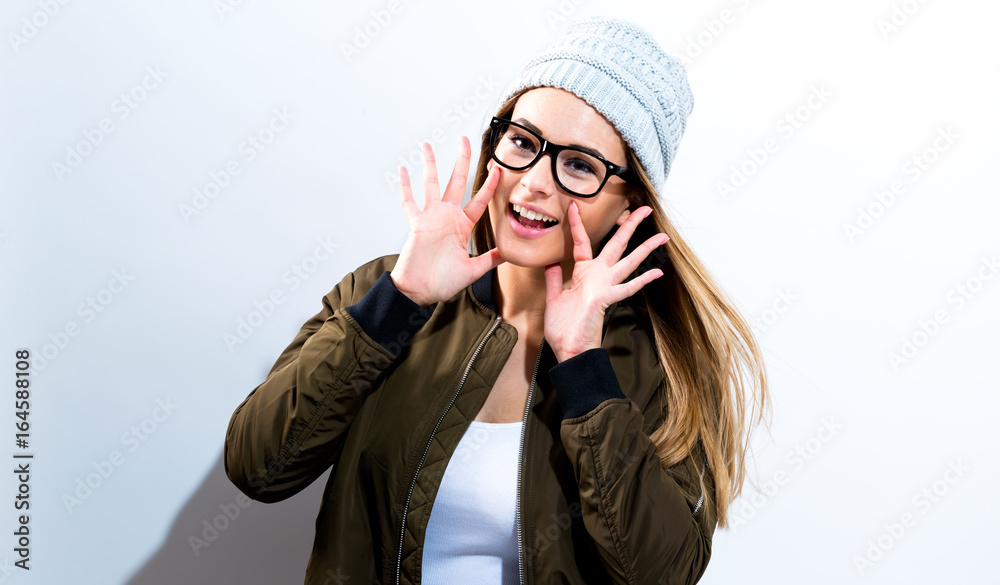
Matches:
[471,247,506,276]
[398,166,419,218]
[568,201,593,263]
[610,267,663,305]
[600,206,652,263]
[463,165,499,224]
[443,136,471,206]
[544,262,564,305]
[612,232,669,284]
[421,141,440,209]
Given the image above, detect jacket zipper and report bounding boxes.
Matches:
[395,315,503,585]
[517,336,545,585]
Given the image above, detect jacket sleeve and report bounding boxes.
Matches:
[224,255,434,503]
[548,346,717,585]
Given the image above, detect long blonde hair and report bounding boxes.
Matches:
[468,89,772,529]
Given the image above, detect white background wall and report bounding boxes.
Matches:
[1,0,997,583]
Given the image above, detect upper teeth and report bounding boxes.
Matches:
[513,203,558,224]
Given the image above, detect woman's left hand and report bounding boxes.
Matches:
[543,202,669,363]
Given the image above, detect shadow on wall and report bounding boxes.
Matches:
[125,449,331,585]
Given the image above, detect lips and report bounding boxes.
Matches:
[506,202,559,239]
[510,201,559,224]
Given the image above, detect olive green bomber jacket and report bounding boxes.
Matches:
[224,253,717,585]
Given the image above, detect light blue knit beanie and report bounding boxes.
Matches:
[494,16,694,198]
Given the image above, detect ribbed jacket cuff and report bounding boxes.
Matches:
[344,271,434,356]
[548,348,627,420]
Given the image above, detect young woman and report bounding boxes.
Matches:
[225,16,770,585]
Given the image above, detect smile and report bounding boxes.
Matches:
[511,203,559,225]
[507,202,559,239]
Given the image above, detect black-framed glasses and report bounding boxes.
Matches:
[488,116,640,198]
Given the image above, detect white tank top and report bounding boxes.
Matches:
[422,419,524,585]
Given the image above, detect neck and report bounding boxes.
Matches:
[493,258,574,335]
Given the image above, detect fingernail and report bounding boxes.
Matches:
[644,207,652,218]
[659,234,669,245]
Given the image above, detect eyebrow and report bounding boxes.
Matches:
[513,117,607,160]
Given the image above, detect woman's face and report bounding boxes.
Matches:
[486,87,635,269]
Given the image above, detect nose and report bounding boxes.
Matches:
[519,150,558,196]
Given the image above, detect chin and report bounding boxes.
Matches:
[494,238,566,269]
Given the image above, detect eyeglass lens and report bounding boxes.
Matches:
[491,121,606,196]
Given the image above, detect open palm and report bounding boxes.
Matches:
[390,138,505,307]
[543,202,669,362]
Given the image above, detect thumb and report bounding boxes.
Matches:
[544,263,563,304]
[471,248,506,278]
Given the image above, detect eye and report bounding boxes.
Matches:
[506,133,536,153]
[564,157,597,176]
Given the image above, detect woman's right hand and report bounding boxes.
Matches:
[389,136,506,307]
